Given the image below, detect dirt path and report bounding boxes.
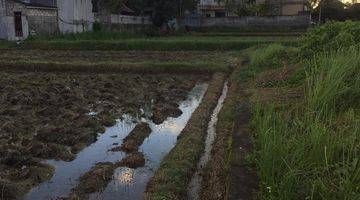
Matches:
[228,98,258,200]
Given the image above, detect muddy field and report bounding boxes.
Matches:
[0,50,232,64]
[0,70,207,199]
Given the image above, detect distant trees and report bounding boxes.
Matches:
[312,0,360,22]
[225,0,268,16]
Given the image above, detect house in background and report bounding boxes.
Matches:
[0,0,94,41]
[197,0,229,17]
[57,0,94,33]
[197,0,308,17]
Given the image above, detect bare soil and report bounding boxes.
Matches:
[201,63,259,200]
[228,100,258,200]
[0,70,205,199]
[0,50,231,64]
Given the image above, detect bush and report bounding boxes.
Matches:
[300,21,360,56]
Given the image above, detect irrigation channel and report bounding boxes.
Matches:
[187,82,229,200]
[24,83,208,200]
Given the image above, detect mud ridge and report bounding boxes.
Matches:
[110,123,152,153]
[144,73,227,200]
[69,152,146,200]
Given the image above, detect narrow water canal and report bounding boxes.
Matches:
[24,83,208,200]
[187,82,229,200]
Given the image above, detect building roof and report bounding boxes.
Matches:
[119,2,135,13]
[29,0,56,7]
[13,0,56,8]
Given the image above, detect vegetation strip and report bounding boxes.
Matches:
[144,73,226,200]
[0,35,298,51]
[16,40,296,51]
[0,61,230,74]
[239,21,360,199]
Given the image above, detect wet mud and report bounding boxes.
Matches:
[0,71,205,199]
[111,123,152,153]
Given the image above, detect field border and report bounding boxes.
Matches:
[144,73,226,200]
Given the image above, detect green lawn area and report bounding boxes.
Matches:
[0,32,299,51]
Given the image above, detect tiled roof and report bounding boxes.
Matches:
[15,0,56,7]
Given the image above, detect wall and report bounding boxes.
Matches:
[96,14,153,32]
[27,6,58,35]
[57,0,94,33]
[282,4,304,15]
[0,0,8,39]
[0,0,29,40]
[182,14,311,30]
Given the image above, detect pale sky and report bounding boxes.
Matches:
[342,0,358,4]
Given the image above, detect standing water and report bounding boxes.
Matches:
[89,83,208,200]
[187,82,228,200]
[24,83,208,200]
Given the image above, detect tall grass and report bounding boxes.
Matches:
[306,47,360,116]
[252,48,360,199]
[249,43,299,69]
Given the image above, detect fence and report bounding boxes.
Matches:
[182,14,311,30]
[95,14,153,32]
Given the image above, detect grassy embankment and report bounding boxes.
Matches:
[246,21,360,200]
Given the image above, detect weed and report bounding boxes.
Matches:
[251,47,360,200]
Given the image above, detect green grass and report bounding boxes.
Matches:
[16,35,298,51]
[235,44,298,83]
[0,40,12,49]
[249,43,299,69]
[251,47,360,200]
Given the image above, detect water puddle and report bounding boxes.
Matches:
[187,82,229,200]
[23,83,208,200]
[89,83,208,200]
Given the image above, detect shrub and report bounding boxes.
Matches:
[300,21,360,56]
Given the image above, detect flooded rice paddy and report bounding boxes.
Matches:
[24,83,208,200]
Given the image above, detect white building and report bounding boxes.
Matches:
[57,0,94,33]
[0,0,94,41]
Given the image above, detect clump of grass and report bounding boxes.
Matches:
[249,43,299,69]
[306,47,360,116]
[251,47,360,199]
